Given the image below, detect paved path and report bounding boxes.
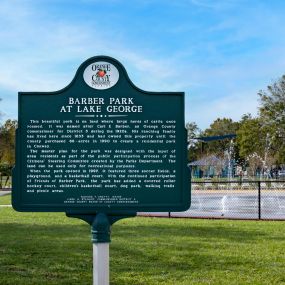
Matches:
[0,190,11,197]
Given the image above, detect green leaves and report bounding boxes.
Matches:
[258,75,285,163]
[0,119,17,168]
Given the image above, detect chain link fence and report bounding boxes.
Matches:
[140,180,285,220]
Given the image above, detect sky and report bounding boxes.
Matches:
[0,0,285,129]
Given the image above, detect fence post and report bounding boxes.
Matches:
[258,181,261,220]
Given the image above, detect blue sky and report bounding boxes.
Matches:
[1,0,285,129]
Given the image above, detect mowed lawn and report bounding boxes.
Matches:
[0,195,285,285]
[0,193,11,205]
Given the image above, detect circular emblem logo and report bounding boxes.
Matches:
[83,61,119,90]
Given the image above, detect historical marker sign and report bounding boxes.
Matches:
[12,56,190,213]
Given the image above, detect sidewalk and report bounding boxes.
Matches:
[0,189,11,197]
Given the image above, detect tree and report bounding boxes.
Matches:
[0,98,3,119]
[258,75,285,164]
[240,113,252,123]
[246,153,264,177]
[237,116,277,176]
[186,122,200,142]
[0,119,17,187]
[237,117,265,158]
[0,119,17,167]
[185,122,201,161]
[202,118,239,156]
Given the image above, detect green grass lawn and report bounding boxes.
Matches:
[0,200,285,285]
[0,193,11,205]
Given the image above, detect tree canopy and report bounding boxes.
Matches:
[258,75,285,164]
[185,122,201,161]
[201,118,239,156]
[187,74,285,167]
[0,120,17,172]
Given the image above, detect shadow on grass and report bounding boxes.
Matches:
[0,218,267,244]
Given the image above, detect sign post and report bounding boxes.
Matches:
[12,56,190,284]
[66,212,135,285]
[92,214,110,285]
[93,242,109,285]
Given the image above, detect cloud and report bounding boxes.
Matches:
[0,1,181,93]
[187,88,259,129]
[0,0,285,129]
[190,0,240,10]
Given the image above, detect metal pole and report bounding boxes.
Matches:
[66,212,136,285]
[258,181,261,220]
[93,243,109,285]
[91,213,111,285]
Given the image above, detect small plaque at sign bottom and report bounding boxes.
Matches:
[12,56,190,213]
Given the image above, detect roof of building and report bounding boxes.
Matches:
[189,155,223,166]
